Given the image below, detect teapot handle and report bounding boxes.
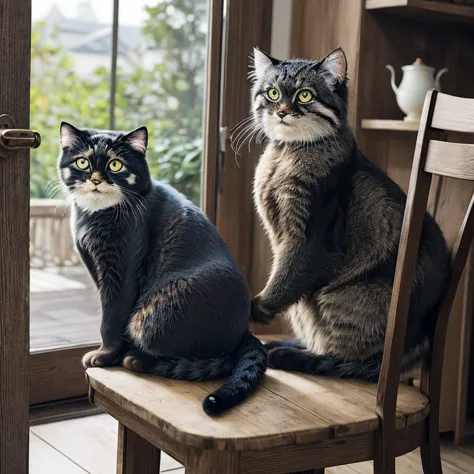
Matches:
[435,68,448,91]
[385,65,398,94]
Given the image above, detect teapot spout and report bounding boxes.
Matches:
[386,65,398,94]
[435,68,448,91]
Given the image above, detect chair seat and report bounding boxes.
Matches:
[86,366,429,451]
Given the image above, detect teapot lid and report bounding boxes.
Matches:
[402,57,434,71]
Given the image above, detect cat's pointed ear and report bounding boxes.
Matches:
[121,126,148,155]
[252,47,280,80]
[60,122,83,149]
[319,47,347,86]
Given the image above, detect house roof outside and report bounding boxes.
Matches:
[39,2,144,58]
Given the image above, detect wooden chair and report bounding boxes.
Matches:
[86,90,474,474]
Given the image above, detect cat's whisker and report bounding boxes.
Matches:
[233,123,261,156]
[231,117,257,142]
[231,122,257,153]
[229,116,254,137]
[230,123,255,149]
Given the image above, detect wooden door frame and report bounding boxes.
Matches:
[215,0,273,282]
[0,0,31,471]
[29,0,262,409]
[201,0,224,222]
[29,0,225,409]
[27,0,274,413]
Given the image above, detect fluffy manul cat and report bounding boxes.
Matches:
[58,122,266,415]
[248,47,450,381]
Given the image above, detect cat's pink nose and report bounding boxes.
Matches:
[90,171,102,185]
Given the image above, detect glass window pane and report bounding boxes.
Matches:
[29,0,210,352]
[115,0,209,205]
[30,0,114,350]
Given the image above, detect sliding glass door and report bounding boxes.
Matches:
[29,0,217,405]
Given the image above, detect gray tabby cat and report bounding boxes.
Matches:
[58,122,266,416]
[248,47,450,381]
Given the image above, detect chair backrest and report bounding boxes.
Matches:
[376,90,474,430]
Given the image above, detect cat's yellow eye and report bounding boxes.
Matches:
[75,158,89,170]
[267,88,280,101]
[297,90,313,103]
[108,159,123,172]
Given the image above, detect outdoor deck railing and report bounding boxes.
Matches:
[30,199,80,268]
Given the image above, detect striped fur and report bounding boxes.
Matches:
[247,48,450,381]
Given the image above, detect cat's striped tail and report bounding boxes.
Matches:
[149,332,267,416]
[267,341,429,382]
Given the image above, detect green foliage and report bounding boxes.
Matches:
[30,0,207,204]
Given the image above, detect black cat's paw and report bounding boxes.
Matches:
[82,348,121,369]
[122,350,153,373]
[250,296,275,324]
[267,347,298,370]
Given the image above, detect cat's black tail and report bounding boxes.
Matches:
[202,332,267,416]
[268,348,381,381]
[149,332,267,416]
[268,344,427,382]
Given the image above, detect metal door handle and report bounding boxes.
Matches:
[0,114,41,157]
[0,129,41,150]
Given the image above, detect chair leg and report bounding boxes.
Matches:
[374,425,395,474]
[185,448,239,474]
[420,414,443,474]
[117,422,161,474]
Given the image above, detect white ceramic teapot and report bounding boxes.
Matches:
[386,58,448,122]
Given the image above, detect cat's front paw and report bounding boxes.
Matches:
[251,296,275,324]
[82,348,121,369]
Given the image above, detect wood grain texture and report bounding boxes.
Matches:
[28,414,474,474]
[421,177,474,473]
[30,344,99,405]
[425,170,474,433]
[375,91,439,474]
[432,93,474,134]
[291,0,363,130]
[87,366,429,451]
[361,119,419,132]
[366,0,474,23]
[185,448,239,474]
[238,424,422,474]
[29,397,102,426]
[216,0,272,282]
[201,0,224,222]
[0,0,31,472]
[425,140,474,180]
[355,4,474,438]
[117,423,161,474]
[455,250,474,443]
[91,390,186,464]
[30,414,182,473]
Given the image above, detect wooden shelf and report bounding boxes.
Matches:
[361,119,419,131]
[366,0,474,24]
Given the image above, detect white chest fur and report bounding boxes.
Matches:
[285,300,328,355]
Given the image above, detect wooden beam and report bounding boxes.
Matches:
[0,0,32,471]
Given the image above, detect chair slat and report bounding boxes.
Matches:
[425,140,474,181]
[431,92,474,134]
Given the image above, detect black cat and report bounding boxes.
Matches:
[58,122,266,416]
